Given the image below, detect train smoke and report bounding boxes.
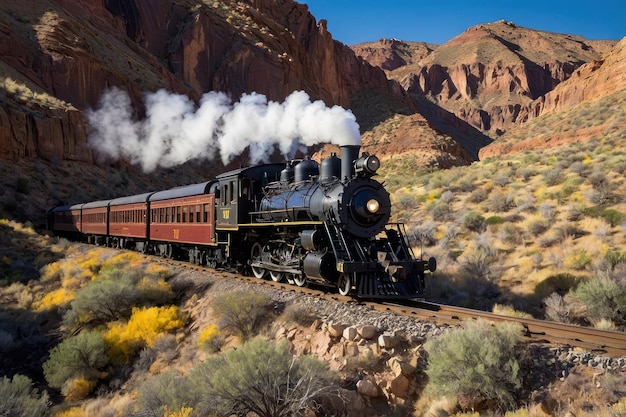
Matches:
[87,88,361,172]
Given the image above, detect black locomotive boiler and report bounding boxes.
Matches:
[48,144,436,299]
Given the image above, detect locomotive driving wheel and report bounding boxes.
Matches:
[293,273,306,287]
[269,270,284,282]
[337,273,352,296]
[250,242,267,279]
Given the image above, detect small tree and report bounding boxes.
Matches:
[43,331,109,391]
[425,319,523,412]
[0,374,49,417]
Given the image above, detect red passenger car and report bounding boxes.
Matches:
[108,193,152,248]
[48,204,82,236]
[81,200,111,244]
[149,181,217,262]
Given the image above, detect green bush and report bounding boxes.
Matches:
[63,275,140,330]
[135,371,192,417]
[189,338,340,417]
[63,268,174,331]
[43,331,109,391]
[573,277,626,325]
[463,211,486,233]
[0,374,49,417]
[486,216,503,225]
[212,291,273,341]
[425,319,523,411]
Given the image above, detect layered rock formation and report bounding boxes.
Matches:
[356,20,617,134]
[350,38,435,72]
[521,36,626,120]
[0,0,408,164]
[479,36,626,158]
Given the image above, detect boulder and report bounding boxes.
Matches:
[356,377,380,398]
[343,326,358,341]
[378,333,400,349]
[387,357,415,377]
[328,323,348,338]
[357,325,377,340]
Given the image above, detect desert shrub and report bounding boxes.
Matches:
[524,215,549,237]
[197,324,225,353]
[486,216,503,226]
[485,191,514,212]
[103,306,185,363]
[463,211,486,233]
[34,288,75,312]
[588,170,612,195]
[460,239,498,280]
[62,377,95,402]
[430,201,451,221]
[212,291,273,341]
[543,167,562,186]
[280,304,318,327]
[468,188,488,204]
[498,223,522,245]
[563,250,592,271]
[189,338,341,417]
[410,221,438,246]
[43,331,109,392]
[519,167,537,182]
[538,202,556,222]
[543,293,573,323]
[0,374,49,417]
[493,174,511,187]
[395,194,415,212]
[63,266,174,331]
[604,249,626,271]
[135,371,192,417]
[425,319,523,412]
[600,209,623,227]
[573,277,626,325]
[440,190,455,203]
[63,275,140,330]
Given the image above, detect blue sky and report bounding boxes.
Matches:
[301,0,625,45]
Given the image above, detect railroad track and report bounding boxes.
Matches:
[161,257,626,357]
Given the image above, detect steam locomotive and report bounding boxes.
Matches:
[48,144,436,299]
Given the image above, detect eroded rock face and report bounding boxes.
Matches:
[0,0,407,163]
[355,21,618,135]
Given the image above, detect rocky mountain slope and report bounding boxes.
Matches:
[479,36,626,158]
[354,21,619,134]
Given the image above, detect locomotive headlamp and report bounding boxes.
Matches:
[355,154,380,176]
[366,198,380,214]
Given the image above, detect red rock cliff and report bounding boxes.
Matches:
[0,0,408,163]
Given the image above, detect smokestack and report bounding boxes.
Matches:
[340,145,360,181]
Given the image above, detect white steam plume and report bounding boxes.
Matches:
[87,88,361,172]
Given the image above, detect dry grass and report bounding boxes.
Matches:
[383,135,626,320]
